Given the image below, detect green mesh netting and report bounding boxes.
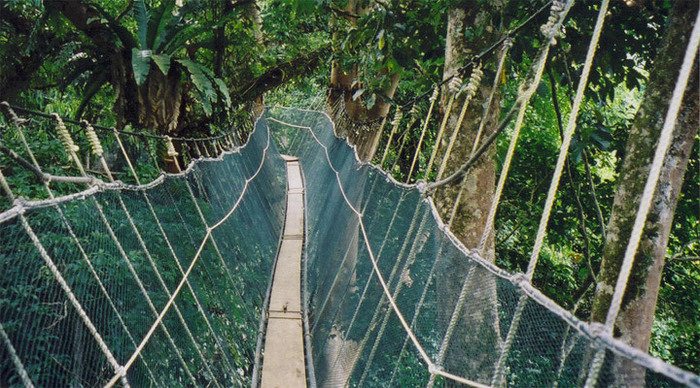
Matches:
[0,106,698,387]
[266,106,699,388]
[0,121,286,386]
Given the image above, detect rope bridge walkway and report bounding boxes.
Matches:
[0,0,698,386]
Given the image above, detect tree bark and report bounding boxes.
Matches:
[435,1,504,383]
[327,0,399,161]
[589,1,699,385]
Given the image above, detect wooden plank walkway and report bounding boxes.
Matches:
[260,156,306,388]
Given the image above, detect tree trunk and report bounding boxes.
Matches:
[327,0,399,161]
[434,2,504,383]
[589,1,699,385]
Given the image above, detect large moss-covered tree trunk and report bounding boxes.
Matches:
[589,1,699,385]
[434,1,504,383]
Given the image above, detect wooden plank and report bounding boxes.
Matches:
[260,159,307,388]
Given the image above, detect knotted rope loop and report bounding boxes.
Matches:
[52,113,80,154]
[164,136,179,158]
[428,87,439,103]
[540,0,566,43]
[80,120,104,157]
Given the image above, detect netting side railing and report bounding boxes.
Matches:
[267,107,700,388]
[0,114,287,386]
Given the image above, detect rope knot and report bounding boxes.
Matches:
[52,113,80,153]
[540,0,566,44]
[503,36,515,50]
[165,136,179,157]
[81,120,104,157]
[511,273,531,288]
[428,363,443,375]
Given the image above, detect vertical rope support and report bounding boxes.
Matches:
[585,8,700,388]
[390,103,421,173]
[406,86,440,182]
[435,65,483,181]
[380,108,404,166]
[164,136,182,172]
[490,2,601,386]
[0,168,130,387]
[448,40,513,225]
[425,81,459,178]
[83,122,227,385]
[3,112,158,382]
[52,114,198,385]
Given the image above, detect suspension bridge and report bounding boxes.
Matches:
[0,1,699,387]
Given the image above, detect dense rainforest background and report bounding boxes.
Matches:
[0,0,697,381]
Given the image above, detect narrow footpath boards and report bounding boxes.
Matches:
[260,156,306,387]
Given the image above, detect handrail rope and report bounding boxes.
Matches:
[9,114,160,382]
[584,8,700,388]
[4,103,237,143]
[491,1,607,386]
[82,123,228,385]
[267,117,488,388]
[104,116,272,387]
[54,115,200,386]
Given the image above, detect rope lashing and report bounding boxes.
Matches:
[81,120,104,157]
[52,113,79,154]
[540,0,566,43]
[380,109,403,166]
[435,64,483,181]
[165,136,179,158]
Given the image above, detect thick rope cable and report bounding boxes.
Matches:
[435,65,483,181]
[406,87,440,182]
[389,103,421,173]
[425,88,458,177]
[476,0,573,253]
[527,0,609,279]
[104,118,272,387]
[491,2,607,386]
[448,39,512,225]
[7,117,159,382]
[584,9,700,388]
[268,117,487,388]
[380,110,403,166]
[52,114,198,385]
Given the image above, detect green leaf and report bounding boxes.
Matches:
[213,78,231,107]
[131,48,152,85]
[134,0,150,49]
[148,0,176,50]
[151,54,171,75]
[377,29,385,50]
[177,59,216,115]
